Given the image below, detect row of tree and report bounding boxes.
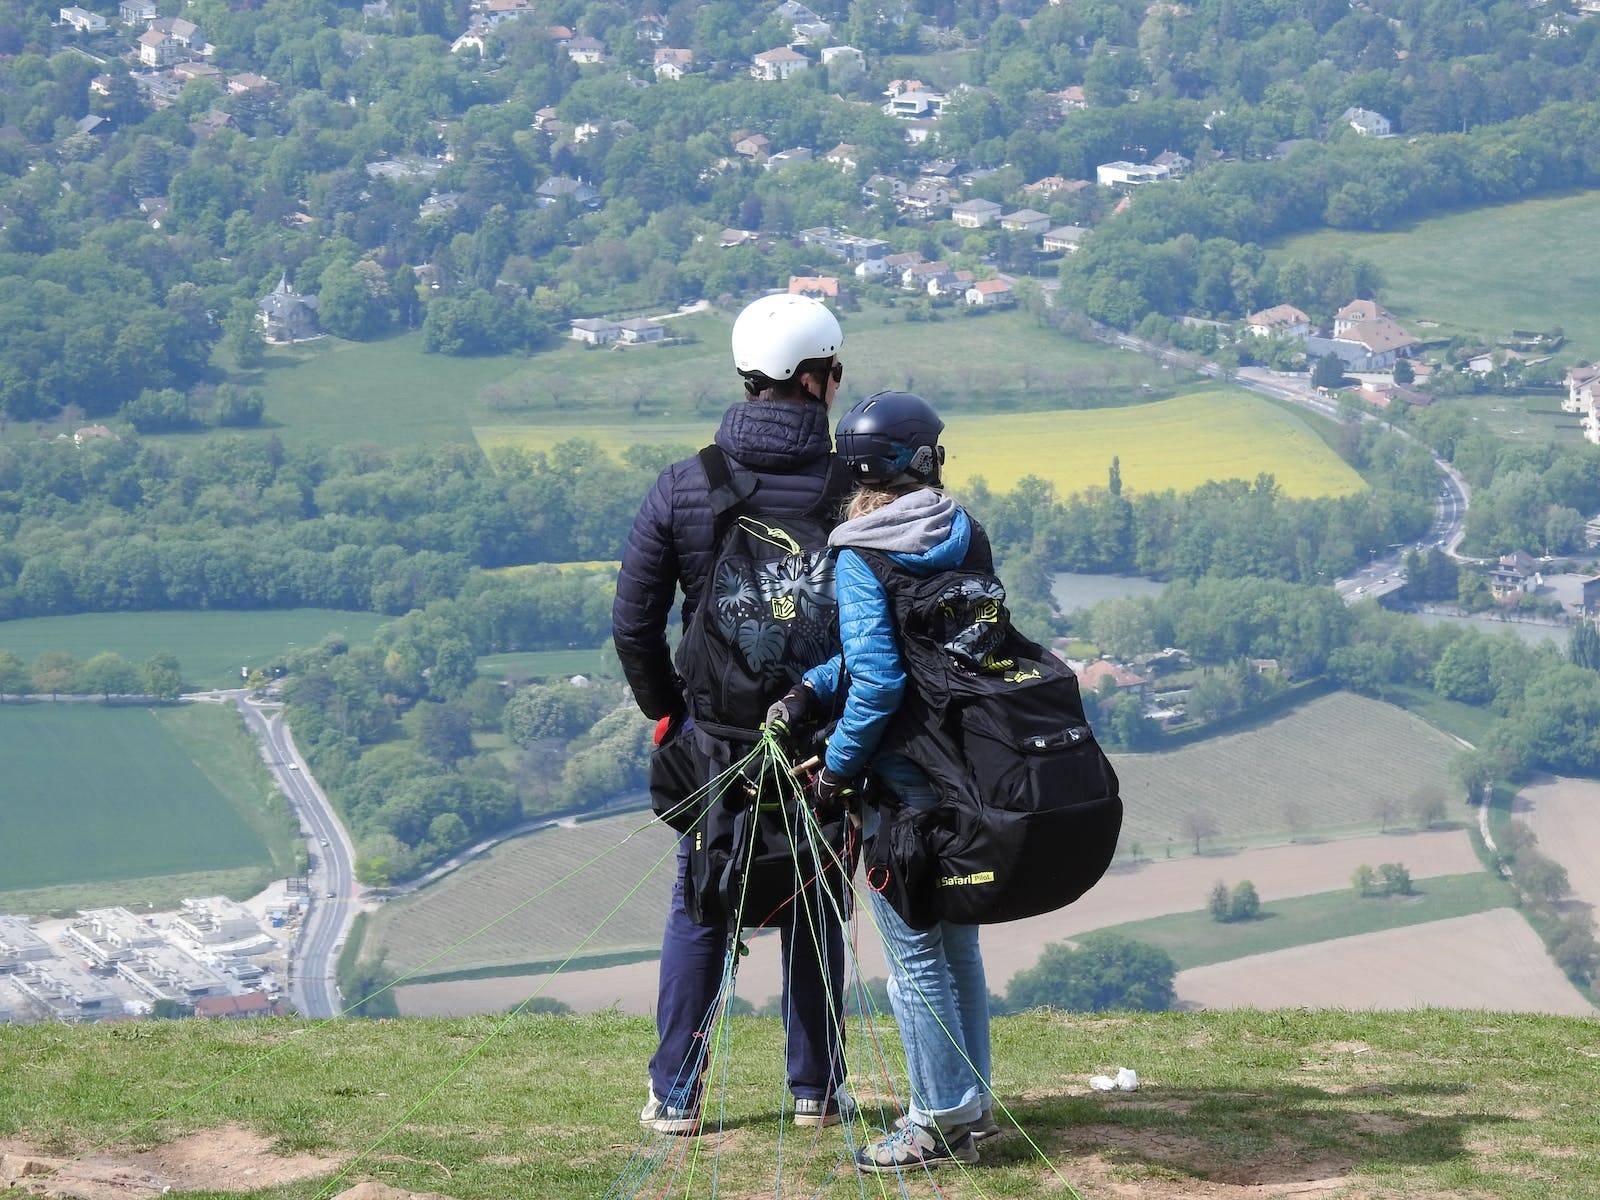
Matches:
[0,649,183,700]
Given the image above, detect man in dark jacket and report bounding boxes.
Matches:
[614,294,852,1134]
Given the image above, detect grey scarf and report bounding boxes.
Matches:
[830,488,956,555]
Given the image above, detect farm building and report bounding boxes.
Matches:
[616,317,666,344]
[570,318,622,345]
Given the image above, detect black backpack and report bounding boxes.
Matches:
[669,444,853,929]
[853,533,1123,929]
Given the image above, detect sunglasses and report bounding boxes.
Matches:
[829,360,844,384]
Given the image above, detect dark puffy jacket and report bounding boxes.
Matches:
[613,397,835,720]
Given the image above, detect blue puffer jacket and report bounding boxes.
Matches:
[612,398,835,720]
[804,507,974,778]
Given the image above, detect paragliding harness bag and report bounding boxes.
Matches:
[656,443,853,930]
[853,539,1123,929]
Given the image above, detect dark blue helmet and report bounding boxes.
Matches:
[835,391,946,487]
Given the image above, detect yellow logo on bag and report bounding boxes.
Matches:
[981,654,1015,673]
[1005,668,1042,684]
[937,871,995,888]
[976,600,1000,623]
[770,595,796,621]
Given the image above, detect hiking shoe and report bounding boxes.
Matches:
[898,1107,1002,1143]
[640,1088,700,1136]
[855,1120,978,1174]
[794,1094,858,1128]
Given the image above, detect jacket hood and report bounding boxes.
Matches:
[715,398,832,471]
[832,488,971,576]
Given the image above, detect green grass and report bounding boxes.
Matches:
[1445,390,1583,445]
[0,609,388,690]
[482,389,1368,499]
[1,1010,1596,1198]
[1271,189,1600,356]
[0,703,291,914]
[1380,684,1497,746]
[475,648,604,683]
[198,307,1181,452]
[1087,873,1509,972]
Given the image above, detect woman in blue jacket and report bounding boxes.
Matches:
[768,391,998,1174]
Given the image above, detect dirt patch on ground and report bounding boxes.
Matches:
[0,1125,340,1199]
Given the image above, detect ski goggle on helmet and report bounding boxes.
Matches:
[835,391,946,487]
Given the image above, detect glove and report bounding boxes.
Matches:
[764,684,818,740]
[809,766,856,816]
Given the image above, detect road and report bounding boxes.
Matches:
[1102,328,1473,603]
[230,693,359,1018]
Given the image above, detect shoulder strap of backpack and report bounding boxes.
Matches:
[698,445,746,519]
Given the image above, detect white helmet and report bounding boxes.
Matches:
[730,294,843,382]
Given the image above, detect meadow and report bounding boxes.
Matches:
[0,1010,1594,1199]
[1271,189,1600,355]
[481,389,1367,498]
[212,306,1181,452]
[0,609,388,690]
[0,703,295,914]
[369,691,1460,986]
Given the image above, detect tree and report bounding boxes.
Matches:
[213,385,265,427]
[416,701,474,765]
[426,811,470,853]
[150,999,191,1019]
[31,651,80,699]
[430,637,477,700]
[1311,353,1346,390]
[79,652,140,701]
[1393,358,1415,385]
[1450,748,1495,805]
[1281,797,1310,841]
[1410,786,1449,829]
[1005,934,1176,1013]
[1516,851,1569,906]
[1372,792,1401,833]
[317,260,389,340]
[1351,863,1377,896]
[0,650,28,698]
[1179,809,1219,854]
[1569,623,1600,672]
[1377,862,1412,896]
[1229,880,1261,921]
[222,298,265,368]
[1207,880,1231,922]
[141,654,183,700]
[123,387,199,432]
[1552,917,1599,984]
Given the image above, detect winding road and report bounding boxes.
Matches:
[1101,327,1472,601]
[229,693,359,1018]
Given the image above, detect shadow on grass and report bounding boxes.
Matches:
[982,1082,1510,1189]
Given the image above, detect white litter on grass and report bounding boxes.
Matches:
[1089,1068,1140,1092]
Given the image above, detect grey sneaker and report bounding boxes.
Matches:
[897,1107,1001,1143]
[640,1088,700,1136]
[794,1094,859,1128]
[856,1120,978,1174]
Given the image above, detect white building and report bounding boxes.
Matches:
[820,45,863,70]
[617,317,666,344]
[885,89,944,119]
[751,46,808,81]
[1244,303,1310,340]
[66,907,163,965]
[59,6,108,33]
[950,198,1002,228]
[173,897,261,946]
[1096,160,1171,189]
[137,28,176,66]
[965,277,1016,307]
[17,959,121,1021]
[1342,107,1392,137]
[117,945,231,1004]
[654,47,694,79]
[119,0,158,23]
[1000,208,1051,234]
[0,916,53,970]
[570,318,623,345]
[1041,225,1087,254]
[564,35,604,63]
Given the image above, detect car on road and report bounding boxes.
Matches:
[319,837,329,847]
[326,890,336,898]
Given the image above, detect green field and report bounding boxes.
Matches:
[475,648,605,683]
[1087,872,1508,971]
[205,306,1181,451]
[482,389,1367,498]
[0,703,297,914]
[1,1010,1595,1199]
[368,691,1458,981]
[1272,189,1600,355]
[0,609,388,690]
[1442,389,1581,444]
[1117,691,1461,853]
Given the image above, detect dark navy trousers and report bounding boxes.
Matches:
[649,842,847,1107]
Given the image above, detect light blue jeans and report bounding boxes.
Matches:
[866,754,993,1130]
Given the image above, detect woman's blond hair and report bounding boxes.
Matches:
[843,481,941,522]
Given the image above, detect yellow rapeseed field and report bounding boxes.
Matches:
[476,389,1365,499]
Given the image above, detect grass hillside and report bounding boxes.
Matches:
[1270,189,1600,354]
[0,1011,1595,1198]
